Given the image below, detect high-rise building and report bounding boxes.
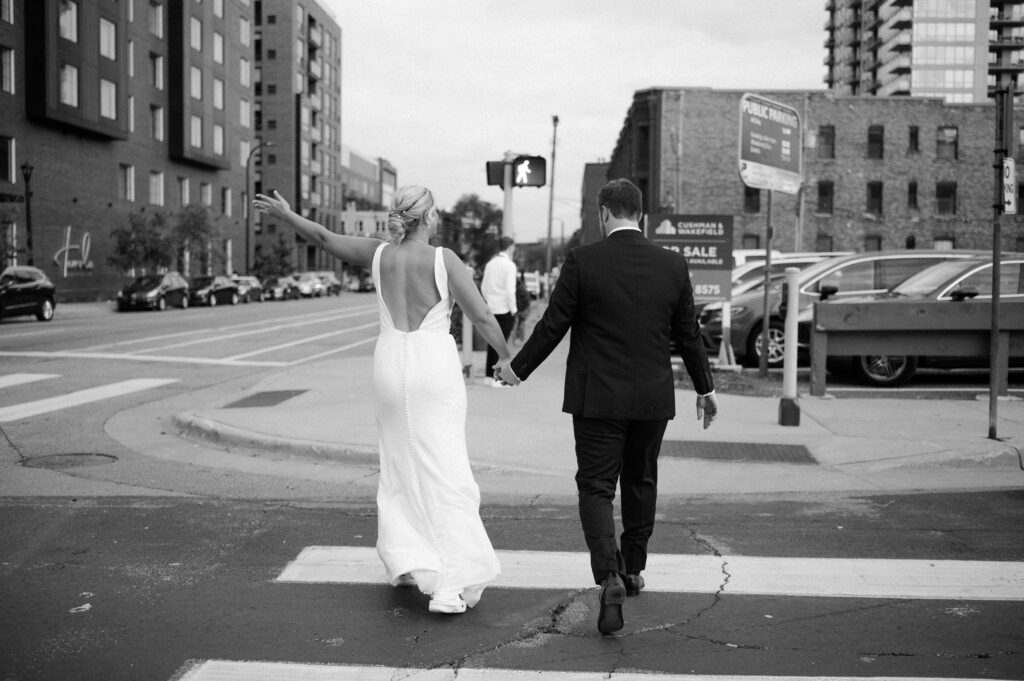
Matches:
[251,0,342,274]
[0,0,255,300]
[825,0,1024,103]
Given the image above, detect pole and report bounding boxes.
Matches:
[245,141,273,276]
[779,267,801,426]
[501,150,515,237]
[545,115,558,294]
[758,190,774,377]
[20,164,33,266]
[989,84,1011,439]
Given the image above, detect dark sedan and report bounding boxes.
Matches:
[0,266,56,322]
[189,275,240,306]
[116,271,189,311]
[262,276,300,301]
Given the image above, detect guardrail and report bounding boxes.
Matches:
[810,299,1024,396]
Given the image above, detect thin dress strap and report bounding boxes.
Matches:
[372,242,393,329]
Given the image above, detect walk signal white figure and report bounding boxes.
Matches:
[515,158,532,185]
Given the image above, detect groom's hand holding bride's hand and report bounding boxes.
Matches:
[493,359,521,386]
[696,391,718,430]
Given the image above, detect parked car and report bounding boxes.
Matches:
[0,265,56,322]
[233,275,264,303]
[262,275,300,300]
[189,275,240,306]
[294,272,326,297]
[700,250,988,368]
[730,252,852,298]
[803,254,1024,386]
[315,271,343,296]
[116,271,189,312]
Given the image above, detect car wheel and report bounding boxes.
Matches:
[157,296,167,311]
[36,298,55,322]
[746,319,785,369]
[230,292,239,305]
[180,295,189,310]
[851,355,918,387]
[209,294,217,307]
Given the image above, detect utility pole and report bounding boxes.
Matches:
[544,115,558,290]
[245,140,273,275]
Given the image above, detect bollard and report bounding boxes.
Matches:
[778,267,801,426]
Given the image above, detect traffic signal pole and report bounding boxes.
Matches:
[501,150,516,237]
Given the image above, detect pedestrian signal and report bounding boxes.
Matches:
[512,155,546,187]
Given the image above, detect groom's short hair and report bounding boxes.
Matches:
[598,178,643,220]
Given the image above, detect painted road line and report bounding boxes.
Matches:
[0,378,178,422]
[276,546,1024,602]
[174,660,1019,681]
[226,321,379,361]
[0,373,60,389]
[283,335,379,365]
[0,351,286,368]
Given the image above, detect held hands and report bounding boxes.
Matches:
[696,391,719,430]
[252,191,291,220]
[492,359,521,387]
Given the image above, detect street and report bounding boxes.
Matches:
[0,298,1022,680]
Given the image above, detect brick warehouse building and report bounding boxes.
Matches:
[607,87,1024,255]
[0,0,263,301]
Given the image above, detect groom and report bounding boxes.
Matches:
[495,178,718,635]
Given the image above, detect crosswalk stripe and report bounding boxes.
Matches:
[0,373,60,389]
[0,378,178,422]
[0,351,286,367]
[276,546,1024,602]
[174,660,1018,681]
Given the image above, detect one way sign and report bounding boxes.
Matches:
[1004,157,1016,215]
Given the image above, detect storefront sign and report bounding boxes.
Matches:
[52,226,95,276]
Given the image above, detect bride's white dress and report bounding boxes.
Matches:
[371,243,500,607]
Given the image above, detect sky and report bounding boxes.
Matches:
[322,1,829,243]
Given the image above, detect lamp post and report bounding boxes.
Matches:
[20,162,33,266]
[245,140,273,275]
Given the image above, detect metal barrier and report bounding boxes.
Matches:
[810,299,1024,396]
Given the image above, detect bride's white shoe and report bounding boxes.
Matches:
[428,591,467,614]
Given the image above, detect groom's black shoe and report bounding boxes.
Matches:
[597,572,626,635]
[624,573,645,596]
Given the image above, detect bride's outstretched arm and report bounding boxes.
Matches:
[253,191,382,268]
[443,248,513,364]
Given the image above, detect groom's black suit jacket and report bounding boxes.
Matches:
[510,229,714,421]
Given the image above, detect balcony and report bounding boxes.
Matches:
[989,58,1024,73]
[891,56,912,74]
[311,159,322,176]
[308,24,323,48]
[991,12,1024,27]
[990,35,1024,51]
[311,125,322,143]
[308,92,322,111]
[991,1,1024,8]
[891,8,912,29]
[825,53,836,65]
[308,58,322,81]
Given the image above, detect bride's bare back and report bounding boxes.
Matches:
[378,241,443,332]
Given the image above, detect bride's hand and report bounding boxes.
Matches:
[253,191,291,219]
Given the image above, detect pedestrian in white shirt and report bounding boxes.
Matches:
[481,236,518,386]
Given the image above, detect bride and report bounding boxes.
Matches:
[253,187,510,614]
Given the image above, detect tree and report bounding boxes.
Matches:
[440,194,503,272]
[174,204,222,276]
[107,210,174,275]
[252,235,294,279]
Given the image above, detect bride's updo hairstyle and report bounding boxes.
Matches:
[387,185,438,244]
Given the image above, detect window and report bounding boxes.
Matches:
[240,16,251,46]
[817,260,877,293]
[190,66,202,99]
[213,32,223,63]
[866,181,883,215]
[200,182,212,205]
[214,0,223,17]
[239,98,250,128]
[936,126,958,160]
[936,181,957,214]
[867,125,884,159]
[240,57,251,87]
[178,177,189,206]
[0,47,13,94]
[934,237,955,250]
[99,18,116,60]
[148,1,162,37]
[817,125,835,159]
[864,236,882,252]
[815,233,834,252]
[60,63,79,107]
[743,186,760,213]
[213,124,224,156]
[239,139,250,168]
[150,53,163,89]
[741,234,760,249]
[149,171,164,206]
[1,0,12,24]
[119,163,135,201]
[213,77,224,109]
[190,17,202,51]
[190,115,202,148]
[957,263,1024,298]
[908,181,918,209]
[127,95,134,131]
[99,78,116,119]
[127,40,134,77]
[221,187,232,216]
[150,105,164,141]
[267,48,276,60]
[59,1,78,42]
[908,125,919,153]
[816,180,834,214]
[0,136,14,183]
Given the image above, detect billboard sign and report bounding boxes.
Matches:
[647,214,733,303]
[738,93,802,195]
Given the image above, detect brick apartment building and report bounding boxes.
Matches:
[607,87,1024,255]
[0,0,256,301]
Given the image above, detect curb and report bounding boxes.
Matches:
[172,412,379,465]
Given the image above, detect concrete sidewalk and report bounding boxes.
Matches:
[172,337,1024,500]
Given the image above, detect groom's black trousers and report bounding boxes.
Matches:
[572,416,668,583]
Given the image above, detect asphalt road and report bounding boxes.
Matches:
[0,297,1022,680]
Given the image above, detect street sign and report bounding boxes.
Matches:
[1003,157,1016,215]
[738,93,802,195]
[647,213,733,303]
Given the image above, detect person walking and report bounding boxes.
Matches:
[494,178,719,634]
[253,187,508,615]
[480,235,518,386]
